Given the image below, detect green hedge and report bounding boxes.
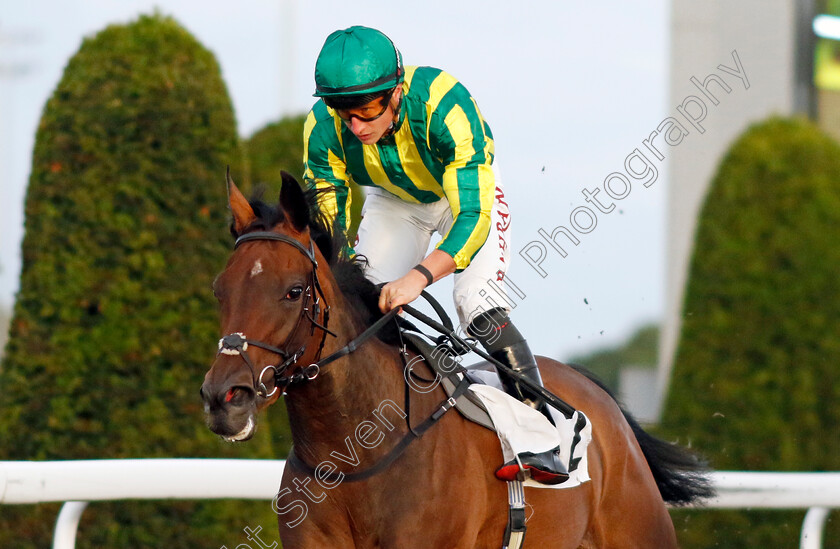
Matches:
[0,14,277,548]
[659,117,840,547]
[247,115,307,189]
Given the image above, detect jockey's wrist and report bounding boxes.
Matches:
[412,264,434,287]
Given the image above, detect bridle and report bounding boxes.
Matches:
[216,230,335,398]
[215,228,406,400]
[215,230,473,483]
[213,231,584,485]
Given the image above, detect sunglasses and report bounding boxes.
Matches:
[335,89,395,123]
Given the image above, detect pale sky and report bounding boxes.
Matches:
[0,0,669,360]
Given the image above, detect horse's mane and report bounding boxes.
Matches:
[238,185,400,344]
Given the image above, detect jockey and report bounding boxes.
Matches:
[303,26,567,485]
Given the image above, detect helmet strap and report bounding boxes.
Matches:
[380,89,403,141]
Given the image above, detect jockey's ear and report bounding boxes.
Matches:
[279,171,310,233]
[226,167,256,235]
[391,85,403,104]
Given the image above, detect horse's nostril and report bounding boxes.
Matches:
[222,386,254,408]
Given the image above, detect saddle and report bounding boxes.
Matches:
[399,330,496,431]
[395,308,591,487]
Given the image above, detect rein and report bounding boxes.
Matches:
[217,229,578,484]
[400,304,578,420]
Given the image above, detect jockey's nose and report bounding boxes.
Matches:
[348,116,371,136]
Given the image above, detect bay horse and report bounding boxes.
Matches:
[200,171,712,548]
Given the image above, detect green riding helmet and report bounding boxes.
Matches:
[314,26,404,98]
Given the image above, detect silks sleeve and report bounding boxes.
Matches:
[428,78,495,272]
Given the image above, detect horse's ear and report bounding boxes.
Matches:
[279,171,310,232]
[227,167,256,235]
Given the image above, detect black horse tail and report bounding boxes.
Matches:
[570,364,716,506]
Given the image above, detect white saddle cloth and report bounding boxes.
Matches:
[465,370,592,490]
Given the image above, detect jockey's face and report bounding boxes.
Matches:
[338,87,402,145]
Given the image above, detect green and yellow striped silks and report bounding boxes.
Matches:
[303,65,495,271]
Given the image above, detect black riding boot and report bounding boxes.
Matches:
[468,308,569,485]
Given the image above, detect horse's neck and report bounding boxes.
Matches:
[284,306,408,462]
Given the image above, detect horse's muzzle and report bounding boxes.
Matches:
[200,381,258,441]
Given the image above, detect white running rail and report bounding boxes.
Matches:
[0,460,838,548]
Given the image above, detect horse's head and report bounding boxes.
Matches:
[200,170,332,441]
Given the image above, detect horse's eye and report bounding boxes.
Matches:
[285,286,304,301]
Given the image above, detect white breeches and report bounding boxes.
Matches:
[355,164,512,328]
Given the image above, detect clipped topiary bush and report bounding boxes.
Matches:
[247,114,308,188]
[660,117,840,547]
[0,14,278,548]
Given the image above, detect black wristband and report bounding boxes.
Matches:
[412,264,434,287]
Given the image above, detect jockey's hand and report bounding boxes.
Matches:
[378,251,457,313]
[379,270,428,313]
